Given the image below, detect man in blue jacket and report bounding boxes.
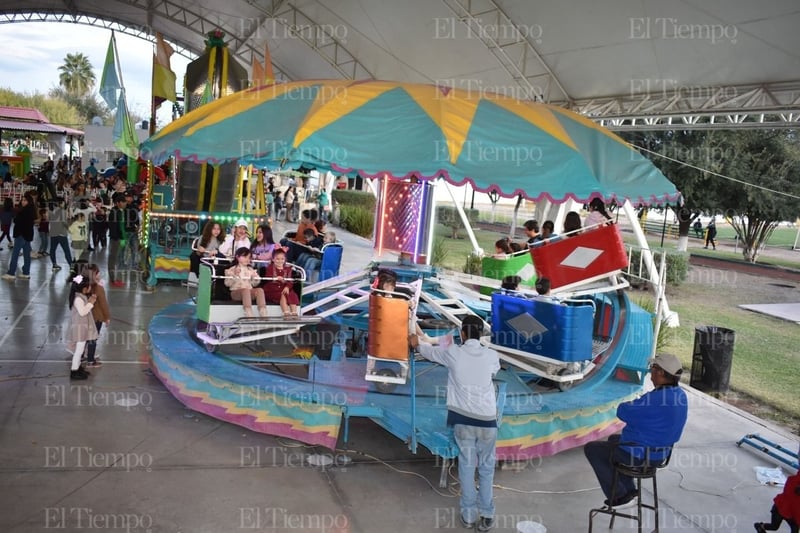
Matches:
[584,353,688,508]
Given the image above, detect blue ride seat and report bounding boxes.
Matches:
[318,243,343,281]
[491,292,594,362]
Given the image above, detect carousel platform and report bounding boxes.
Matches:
[0,220,796,532]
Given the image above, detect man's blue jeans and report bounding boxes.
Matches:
[7,236,31,276]
[454,424,496,523]
[584,434,649,501]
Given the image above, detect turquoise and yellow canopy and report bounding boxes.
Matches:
[141,80,679,205]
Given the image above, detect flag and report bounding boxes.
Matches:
[152,32,177,108]
[99,34,121,109]
[263,41,275,84]
[251,53,265,86]
[113,92,139,159]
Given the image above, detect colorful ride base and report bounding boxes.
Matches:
[148,259,655,461]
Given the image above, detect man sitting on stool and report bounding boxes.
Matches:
[584,353,688,509]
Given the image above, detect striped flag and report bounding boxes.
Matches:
[99,34,121,109]
[152,33,177,108]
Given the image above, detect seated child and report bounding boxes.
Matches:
[501,275,521,291]
[224,247,267,317]
[374,268,440,345]
[261,248,299,317]
[300,231,337,283]
[493,238,513,258]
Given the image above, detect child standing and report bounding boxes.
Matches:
[0,197,13,249]
[224,247,267,317]
[81,264,110,367]
[37,207,50,256]
[261,249,299,318]
[66,274,98,380]
[69,212,88,261]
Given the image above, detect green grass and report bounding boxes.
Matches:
[713,225,799,248]
[665,283,799,422]
[432,224,510,270]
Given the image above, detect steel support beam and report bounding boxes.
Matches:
[441,0,570,103]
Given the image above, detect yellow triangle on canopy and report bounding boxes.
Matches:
[293,80,401,147]
[184,81,314,136]
[402,84,480,165]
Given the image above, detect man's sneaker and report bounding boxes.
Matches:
[77,366,91,377]
[605,492,638,510]
[1,273,15,281]
[459,514,475,529]
[477,517,494,532]
[70,370,88,380]
[86,360,102,367]
[17,274,31,280]
[52,265,62,271]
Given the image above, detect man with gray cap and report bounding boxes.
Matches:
[584,352,688,509]
[409,315,500,532]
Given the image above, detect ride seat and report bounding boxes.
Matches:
[367,293,411,361]
[319,243,344,281]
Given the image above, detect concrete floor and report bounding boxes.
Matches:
[0,219,797,533]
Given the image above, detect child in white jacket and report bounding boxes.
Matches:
[224,247,267,317]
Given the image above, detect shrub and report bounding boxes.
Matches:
[463,252,482,275]
[331,189,376,210]
[431,237,449,266]
[437,206,479,239]
[628,249,689,286]
[338,205,374,238]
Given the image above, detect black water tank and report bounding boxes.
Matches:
[690,326,735,393]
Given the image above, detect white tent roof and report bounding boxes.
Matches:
[4,0,799,129]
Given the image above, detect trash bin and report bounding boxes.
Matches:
[690,326,735,393]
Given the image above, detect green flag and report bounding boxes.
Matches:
[99,34,121,109]
[113,92,138,159]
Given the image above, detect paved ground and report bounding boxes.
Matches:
[0,218,798,533]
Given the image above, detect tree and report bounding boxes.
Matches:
[0,88,82,127]
[624,130,800,262]
[58,53,96,97]
[49,87,111,125]
[709,130,800,262]
[622,130,713,251]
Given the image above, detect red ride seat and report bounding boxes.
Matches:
[530,224,628,290]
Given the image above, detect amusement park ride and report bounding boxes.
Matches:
[141,34,681,474]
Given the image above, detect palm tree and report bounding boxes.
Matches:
[58,53,96,96]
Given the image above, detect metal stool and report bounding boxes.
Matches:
[589,446,672,533]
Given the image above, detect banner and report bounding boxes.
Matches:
[153,32,177,107]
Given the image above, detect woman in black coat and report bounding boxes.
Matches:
[2,192,37,280]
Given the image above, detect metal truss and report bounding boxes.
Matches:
[0,10,197,60]
[441,0,570,104]
[568,81,800,131]
[236,1,374,80]
[0,7,297,81]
